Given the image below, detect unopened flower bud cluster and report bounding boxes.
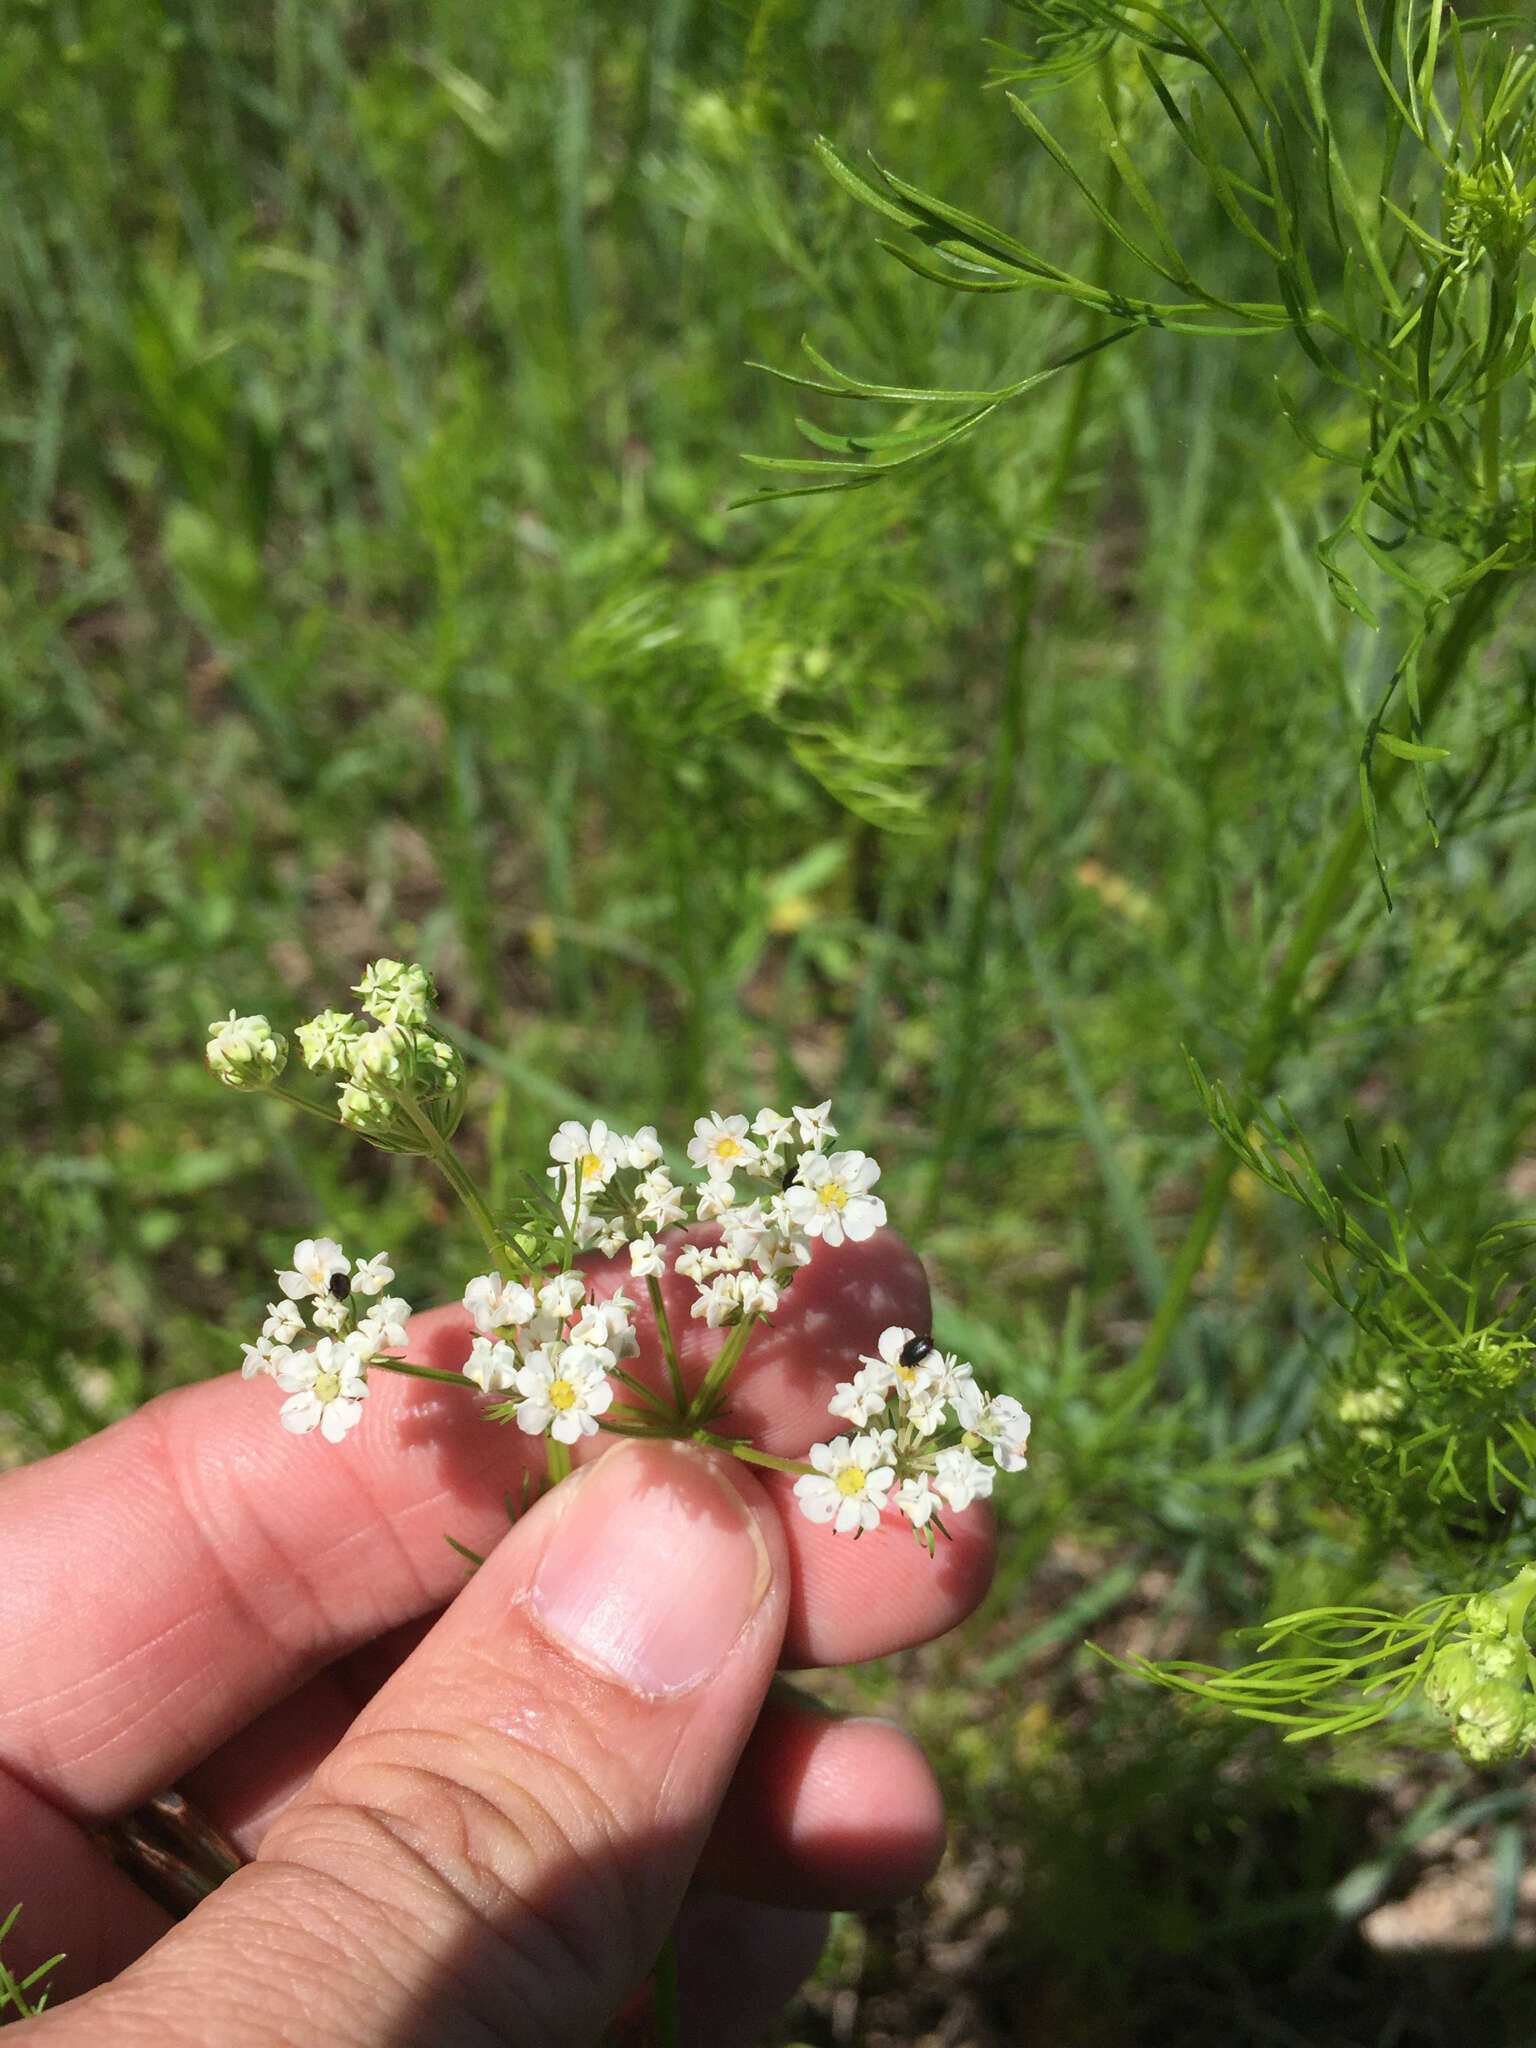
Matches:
[208,961,465,1154]
[1424,1569,1536,1765]
[206,1012,288,1089]
[239,1238,412,1443]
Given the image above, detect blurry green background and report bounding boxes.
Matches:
[4,2,1536,2040]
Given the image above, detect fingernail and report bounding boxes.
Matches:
[531,1441,771,1695]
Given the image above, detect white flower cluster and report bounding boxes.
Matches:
[226,1072,1032,1545]
[239,1238,412,1443]
[794,1326,1030,1541]
[459,1265,636,1443]
[544,1101,885,1330]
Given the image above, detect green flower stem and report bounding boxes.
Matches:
[685,1316,759,1428]
[647,1274,688,1415]
[398,1093,507,1268]
[370,1357,478,1387]
[1494,1564,1536,1640]
[705,1438,813,1478]
[265,1082,345,1126]
[1120,566,1515,1413]
[918,561,1033,1232]
[1482,376,1503,504]
[1480,264,1518,506]
[596,1411,677,1438]
[546,1439,572,1484]
[429,1142,507,1267]
[606,1363,675,1417]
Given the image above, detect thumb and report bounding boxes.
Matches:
[51,1441,787,2048]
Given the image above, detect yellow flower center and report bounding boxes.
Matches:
[836,1466,867,1497]
[716,1136,743,1160]
[314,1370,341,1403]
[819,1181,848,1209]
[897,1364,916,1386]
[549,1379,577,1411]
[579,1152,604,1181]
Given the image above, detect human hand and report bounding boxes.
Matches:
[0,1230,993,2046]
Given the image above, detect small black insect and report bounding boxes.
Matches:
[780,1161,800,1191]
[328,1270,351,1301]
[899,1333,934,1368]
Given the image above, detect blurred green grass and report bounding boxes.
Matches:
[4,2,1536,2040]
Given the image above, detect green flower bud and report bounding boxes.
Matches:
[335,1027,466,1153]
[349,1024,415,1084]
[1451,1679,1528,1766]
[295,1008,365,1075]
[416,1034,463,1086]
[1443,159,1536,274]
[336,1079,401,1142]
[1426,1571,1536,1762]
[206,1011,287,1089]
[1425,1642,1479,1715]
[1464,1593,1510,1638]
[354,958,436,1028]
[1470,1635,1522,1681]
[1335,1379,1406,1426]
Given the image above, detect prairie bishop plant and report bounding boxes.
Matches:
[753,0,1535,1181]
[208,963,1028,1542]
[746,0,1536,1767]
[1121,1076,1536,1764]
[1139,1565,1536,1767]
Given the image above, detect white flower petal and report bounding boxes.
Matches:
[625,1126,663,1170]
[793,1473,841,1524]
[538,1271,587,1320]
[463,1337,519,1393]
[895,1476,939,1528]
[320,1397,365,1443]
[792,1100,836,1148]
[934,1447,995,1511]
[279,1390,322,1434]
[352,1253,394,1297]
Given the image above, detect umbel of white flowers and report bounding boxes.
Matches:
[212,963,1031,1548]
